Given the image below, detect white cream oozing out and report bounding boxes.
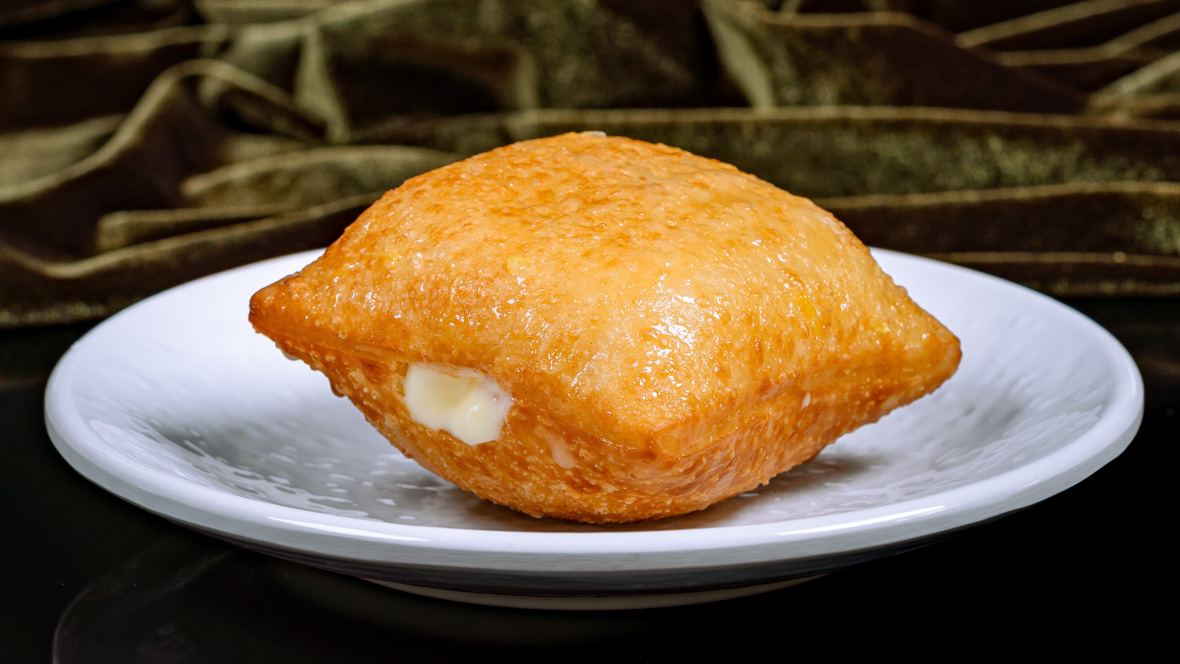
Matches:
[402,364,513,446]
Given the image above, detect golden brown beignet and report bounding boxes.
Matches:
[249,132,961,523]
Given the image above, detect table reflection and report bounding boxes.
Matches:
[53,534,688,662]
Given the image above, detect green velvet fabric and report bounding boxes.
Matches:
[2,0,1180,326]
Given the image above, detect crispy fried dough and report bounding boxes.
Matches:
[249,132,961,523]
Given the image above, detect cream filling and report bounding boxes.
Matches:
[402,364,513,446]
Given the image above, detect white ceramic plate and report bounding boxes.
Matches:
[46,250,1143,609]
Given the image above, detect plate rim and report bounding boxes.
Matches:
[44,249,1144,574]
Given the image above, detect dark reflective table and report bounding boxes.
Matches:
[3,297,1172,661]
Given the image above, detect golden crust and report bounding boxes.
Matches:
[249,132,961,523]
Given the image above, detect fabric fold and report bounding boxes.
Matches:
[3,0,1180,326]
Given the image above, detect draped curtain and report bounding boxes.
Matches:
[3,0,1180,326]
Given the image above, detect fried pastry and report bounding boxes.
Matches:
[249,132,961,523]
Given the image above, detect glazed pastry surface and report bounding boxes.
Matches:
[249,132,961,523]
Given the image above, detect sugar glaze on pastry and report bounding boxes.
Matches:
[249,132,961,523]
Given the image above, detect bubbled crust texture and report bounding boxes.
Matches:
[249,132,961,523]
